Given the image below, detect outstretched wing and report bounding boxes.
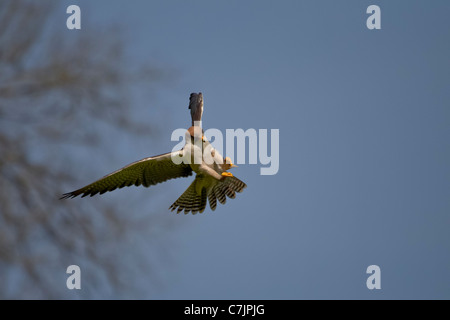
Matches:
[207,176,247,211]
[169,175,247,214]
[169,177,208,214]
[61,151,192,199]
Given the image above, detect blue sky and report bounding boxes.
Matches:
[59,0,450,299]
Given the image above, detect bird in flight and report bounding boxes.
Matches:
[61,92,246,214]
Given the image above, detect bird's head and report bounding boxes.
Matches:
[221,157,237,170]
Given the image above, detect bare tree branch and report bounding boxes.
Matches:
[0,0,177,299]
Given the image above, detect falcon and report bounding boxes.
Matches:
[61,93,247,214]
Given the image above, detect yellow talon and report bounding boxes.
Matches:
[221,172,233,177]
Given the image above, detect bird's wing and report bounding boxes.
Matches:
[169,175,247,214]
[61,151,193,199]
[189,92,203,126]
[207,176,247,210]
[169,176,209,214]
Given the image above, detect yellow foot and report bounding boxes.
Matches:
[221,172,233,177]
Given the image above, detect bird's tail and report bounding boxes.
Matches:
[188,92,203,126]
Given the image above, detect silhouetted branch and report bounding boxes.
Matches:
[0,0,176,299]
